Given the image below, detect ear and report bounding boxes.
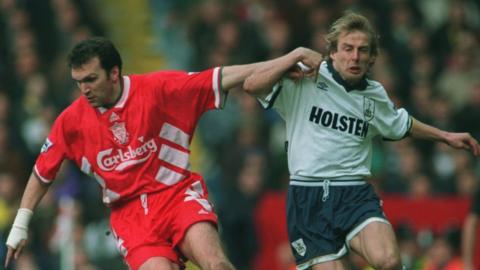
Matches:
[329,51,336,61]
[110,66,120,82]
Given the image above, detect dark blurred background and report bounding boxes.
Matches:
[0,0,479,269]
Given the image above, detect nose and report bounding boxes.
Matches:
[78,82,91,95]
[351,49,360,61]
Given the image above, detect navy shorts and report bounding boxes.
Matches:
[287,179,389,269]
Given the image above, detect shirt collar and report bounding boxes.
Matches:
[97,76,131,114]
[326,59,369,92]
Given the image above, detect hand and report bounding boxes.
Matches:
[287,62,319,81]
[4,208,32,268]
[5,225,28,268]
[444,132,480,156]
[288,47,323,81]
[296,47,323,70]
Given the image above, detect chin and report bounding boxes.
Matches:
[345,77,360,84]
[88,102,101,108]
[347,73,364,81]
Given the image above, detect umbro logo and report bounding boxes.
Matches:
[109,112,120,122]
[316,81,328,91]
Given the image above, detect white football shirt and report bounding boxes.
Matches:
[258,61,411,182]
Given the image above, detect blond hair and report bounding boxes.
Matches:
[325,12,379,59]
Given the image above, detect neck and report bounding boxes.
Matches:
[327,59,368,91]
[105,77,123,109]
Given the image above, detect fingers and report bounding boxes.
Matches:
[314,64,321,82]
[5,247,14,268]
[14,247,21,259]
[289,63,320,81]
[457,133,479,156]
[287,69,305,81]
[14,239,26,259]
[5,240,26,268]
[467,137,480,156]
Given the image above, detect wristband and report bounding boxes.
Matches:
[6,208,33,249]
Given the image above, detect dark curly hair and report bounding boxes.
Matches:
[67,37,122,74]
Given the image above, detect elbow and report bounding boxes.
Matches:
[243,76,257,95]
[243,74,272,97]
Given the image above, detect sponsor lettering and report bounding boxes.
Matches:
[97,139,157,171]
[309,106,369,138]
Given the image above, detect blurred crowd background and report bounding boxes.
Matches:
[0,0,479,269]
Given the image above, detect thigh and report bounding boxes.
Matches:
[348,221,400,265]
[110,194,180,270]
[179,221,230,267]
[139,257,180,270]
[170,177,218,248]
[287,185,348,268]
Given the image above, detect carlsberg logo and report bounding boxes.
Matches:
[97,139,157,171]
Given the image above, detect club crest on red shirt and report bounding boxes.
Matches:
[110,122,129,145]
[109,112,120,122]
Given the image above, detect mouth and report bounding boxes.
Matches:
[86,96,96,104]
[348,67,362,75]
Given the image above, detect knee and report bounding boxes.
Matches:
[372,252,401,270]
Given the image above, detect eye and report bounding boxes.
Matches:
[84,77,97,83]
[359,47,369,53]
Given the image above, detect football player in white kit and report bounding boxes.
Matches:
[243,12,479,270]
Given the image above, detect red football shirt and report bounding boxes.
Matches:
[35,68,223,204]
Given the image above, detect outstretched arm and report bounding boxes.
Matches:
[243,47,323,97]
[5,172,50,268]
[409,117,479,156]
[220,47,323,97]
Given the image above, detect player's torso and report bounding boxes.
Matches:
[289,77,375,141]
[75,78,192,204]
[278,67,379,178]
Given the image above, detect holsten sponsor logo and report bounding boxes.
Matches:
[97,139,158,171]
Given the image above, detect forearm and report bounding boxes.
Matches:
[242,49,303,97]
[462,214,478,265]
[409,117,448,143]
[221,62,263,92]
[222,47,322,96]
[19,172,50,210]
[221,55,296,94]
[5,171,49,259]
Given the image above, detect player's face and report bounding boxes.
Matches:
[71,57,120,108]
[330,30,374,85]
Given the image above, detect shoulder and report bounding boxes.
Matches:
[141,70,190,81]
[134,70,195,88]
[363,79,390,102]
[62,98,86,118]
[56,98,89,130]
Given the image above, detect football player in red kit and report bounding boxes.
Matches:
[4,37,323,270]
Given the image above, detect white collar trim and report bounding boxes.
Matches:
[97,76,131,114]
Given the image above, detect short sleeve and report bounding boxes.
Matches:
[257,78,298,120]
[372,89,412,140]
[150,67,224,122]
[35,111,75,183]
